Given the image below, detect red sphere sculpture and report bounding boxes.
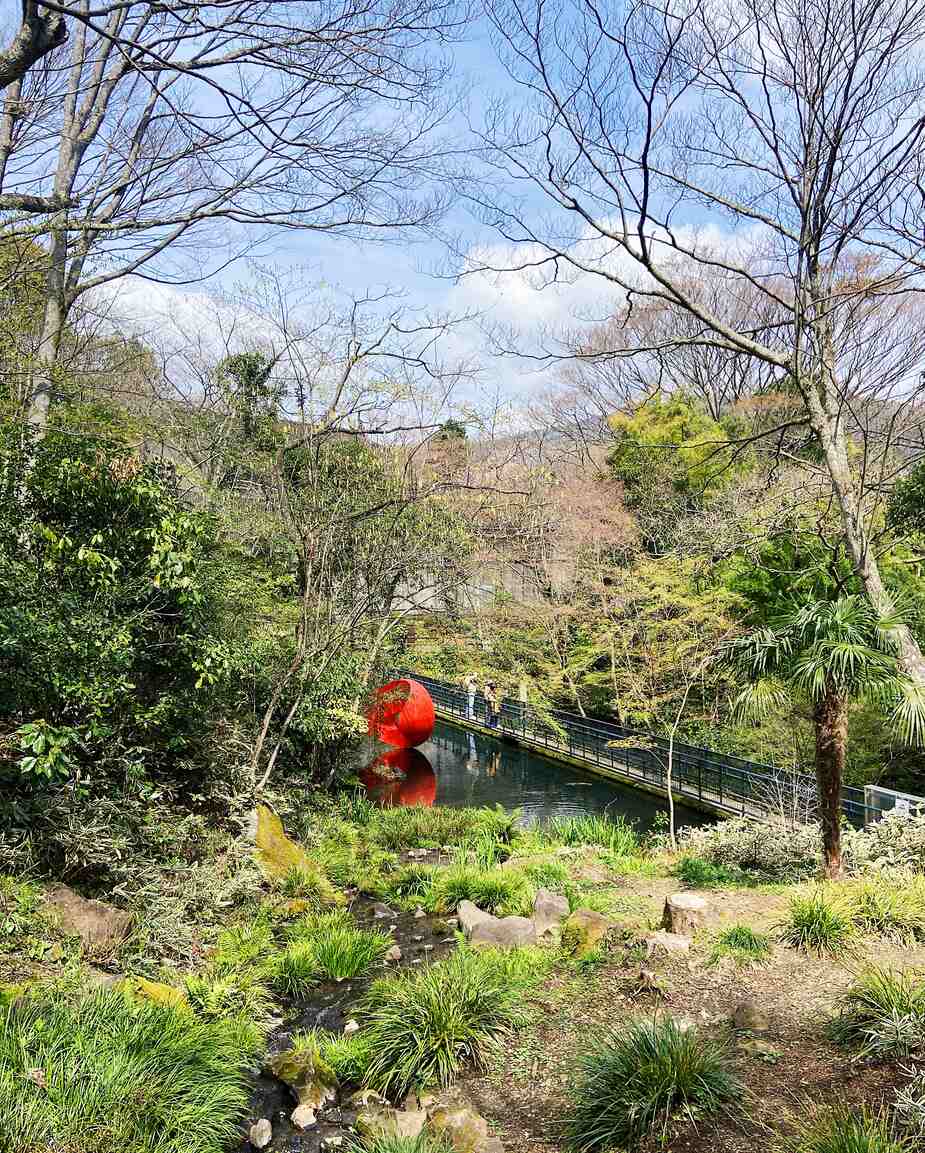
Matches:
[360,747,437,807]
[368,677,435,748]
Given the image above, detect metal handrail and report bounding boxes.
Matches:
[398,670,871,823]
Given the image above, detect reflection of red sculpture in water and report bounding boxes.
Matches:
[360,747,437,807]
[368,678,435,748]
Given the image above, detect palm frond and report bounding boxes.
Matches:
[730,679,790,723]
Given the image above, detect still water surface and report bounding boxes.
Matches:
[358,718,709,831]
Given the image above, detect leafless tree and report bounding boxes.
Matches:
[474,0,925,688]
[0,0,466,428]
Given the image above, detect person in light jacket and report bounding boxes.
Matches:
[463,673,477,720]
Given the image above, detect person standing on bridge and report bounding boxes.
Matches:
[484,680,499,728]
[463,673,477,720]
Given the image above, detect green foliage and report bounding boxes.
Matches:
[672,855,744,888]
[545,814,640,857]
[349,1132,453,1153]
[608,396,735,508]
[296,1028,374,1086]
[729,595,925,745]
[518,858,571,889]
[680,818,823,879]
[778,891,857,956]
[274,911,390,994]
[848,880,925,943]
[368,805,519,851]
[0,988,259,1153]
[889,463,925,538]
[430,865,534,916]
[776,1105,914,1153]
[565,1016,740,1152]
[829,967,925,1060]
[708,924,772,967]
[359,949,529,1096]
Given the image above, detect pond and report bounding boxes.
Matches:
[357,717,710,832]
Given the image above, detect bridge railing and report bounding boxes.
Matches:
[399,670,872,824]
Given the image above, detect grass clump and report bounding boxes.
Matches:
[274,911,390,994]
[546,814,639,857]
[829,967,925,1060]
[348,1132,453,1153]
[673,855,744,889]
[0,987,258,1153]
[430,865,533,917]
[359,948,527,1096]
[518,858,571,890]
[776,1104,914,1152]
[565,1016,740,1152]
[369,805,518,852]
[847,881,925,943]
[384,864,437,909]
[778,890,856,956]
[287,1027,372,1087]
[708,924,772,967]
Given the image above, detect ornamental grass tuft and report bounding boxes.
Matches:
[0,987,259,1153]
[565,1016,740,1152]
[358,948,527,1097]
[775,1104,914,1153]
[829,966,925,1060]
[778,890,856,956]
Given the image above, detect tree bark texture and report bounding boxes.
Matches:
[813,682,848,879]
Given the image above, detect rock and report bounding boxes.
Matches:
[562,908,611,956]
[430,1104,504,1153]
[357,1106,427,1141]
[371,902,395,920]
[737,1035,780,1062]
[457,900,493,935]
[291,1102,318,1129]
[249,1119,272,1150]
[385,944,403,962]
[344,1019,360,1034]
[132,977,188,1008]
[533,888,570,945]
[731,999,769,1032]
[350,1090,389,1108]
[323,1137,345,1149]
[645,930,691,955]
[43,884,132,957]
[469,915,536,951]
[84,967,121,991]
[414,906,427,919]
[661,893,708,937]
[253,805,338,907]
[267,1046,337,1116]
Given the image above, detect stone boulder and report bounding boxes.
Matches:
[457,900,493,935]
[469,915,536,951]
[43,884,132,956]
[661,893,708,937]
[356,1104,427,1141]
[249,1119,273,1150]
[267,1045,337,1128]
[645,930,691,956]
[533,888,570,946]
[562,908,611,956]
[430,1104,504,1153]
[731,999,769,1032]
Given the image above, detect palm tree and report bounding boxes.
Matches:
[728,596,925,878]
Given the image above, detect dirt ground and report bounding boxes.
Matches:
[464,874,925,1153]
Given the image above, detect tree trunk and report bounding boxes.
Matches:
[813,682,847,879]
[802,345,925,689]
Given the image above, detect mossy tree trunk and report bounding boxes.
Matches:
[813,678,848,879]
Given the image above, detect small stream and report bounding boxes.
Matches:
[358,718,710,831]
[243,720,709,1148]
